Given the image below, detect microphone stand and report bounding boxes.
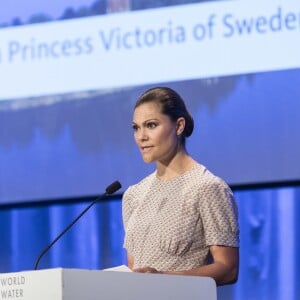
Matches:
[34,181,121,270]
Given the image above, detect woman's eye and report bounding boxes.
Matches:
[132,125,138,131]
[147,122,157,129]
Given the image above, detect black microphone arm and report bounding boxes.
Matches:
[34,180,122,270]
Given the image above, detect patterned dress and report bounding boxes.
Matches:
[122,163,239,271]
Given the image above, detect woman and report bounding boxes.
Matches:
[122,87,239,285]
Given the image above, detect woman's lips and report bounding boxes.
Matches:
[140,146,153,153]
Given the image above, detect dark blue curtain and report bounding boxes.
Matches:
[1,186,300,300]
[0,198,126,272]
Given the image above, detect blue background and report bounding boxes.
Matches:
[1,70,299,204]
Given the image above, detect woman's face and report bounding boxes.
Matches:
[132,102,181,164]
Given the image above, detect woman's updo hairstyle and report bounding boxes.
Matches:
[135,87,194,144]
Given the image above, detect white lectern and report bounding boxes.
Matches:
[0,268,216,300]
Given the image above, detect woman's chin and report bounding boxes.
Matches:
[141,155,154,164]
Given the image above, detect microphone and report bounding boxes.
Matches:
[34,181,122,270]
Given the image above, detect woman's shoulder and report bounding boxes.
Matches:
[123,172,156,199]
[191,163,232,191]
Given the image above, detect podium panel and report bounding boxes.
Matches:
[0,268,216,300]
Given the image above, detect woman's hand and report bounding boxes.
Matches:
[133,267,162,274]
[127,246,239,285]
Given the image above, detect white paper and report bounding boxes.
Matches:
[102,265,132,272]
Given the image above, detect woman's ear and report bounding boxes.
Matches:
[176,117,185,136]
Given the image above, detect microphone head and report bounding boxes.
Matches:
[105,181,122,195]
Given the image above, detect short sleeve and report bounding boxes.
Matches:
[122,186,136,252]
[198,178,239,247]
[122,186,134,231]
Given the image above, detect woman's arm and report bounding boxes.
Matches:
[170,246,239,285]
[127,253,135,270]
[134,246,239,286]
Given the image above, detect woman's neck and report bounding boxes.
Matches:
[156,151,196,181]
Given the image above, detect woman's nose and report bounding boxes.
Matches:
[136,128,148,141]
